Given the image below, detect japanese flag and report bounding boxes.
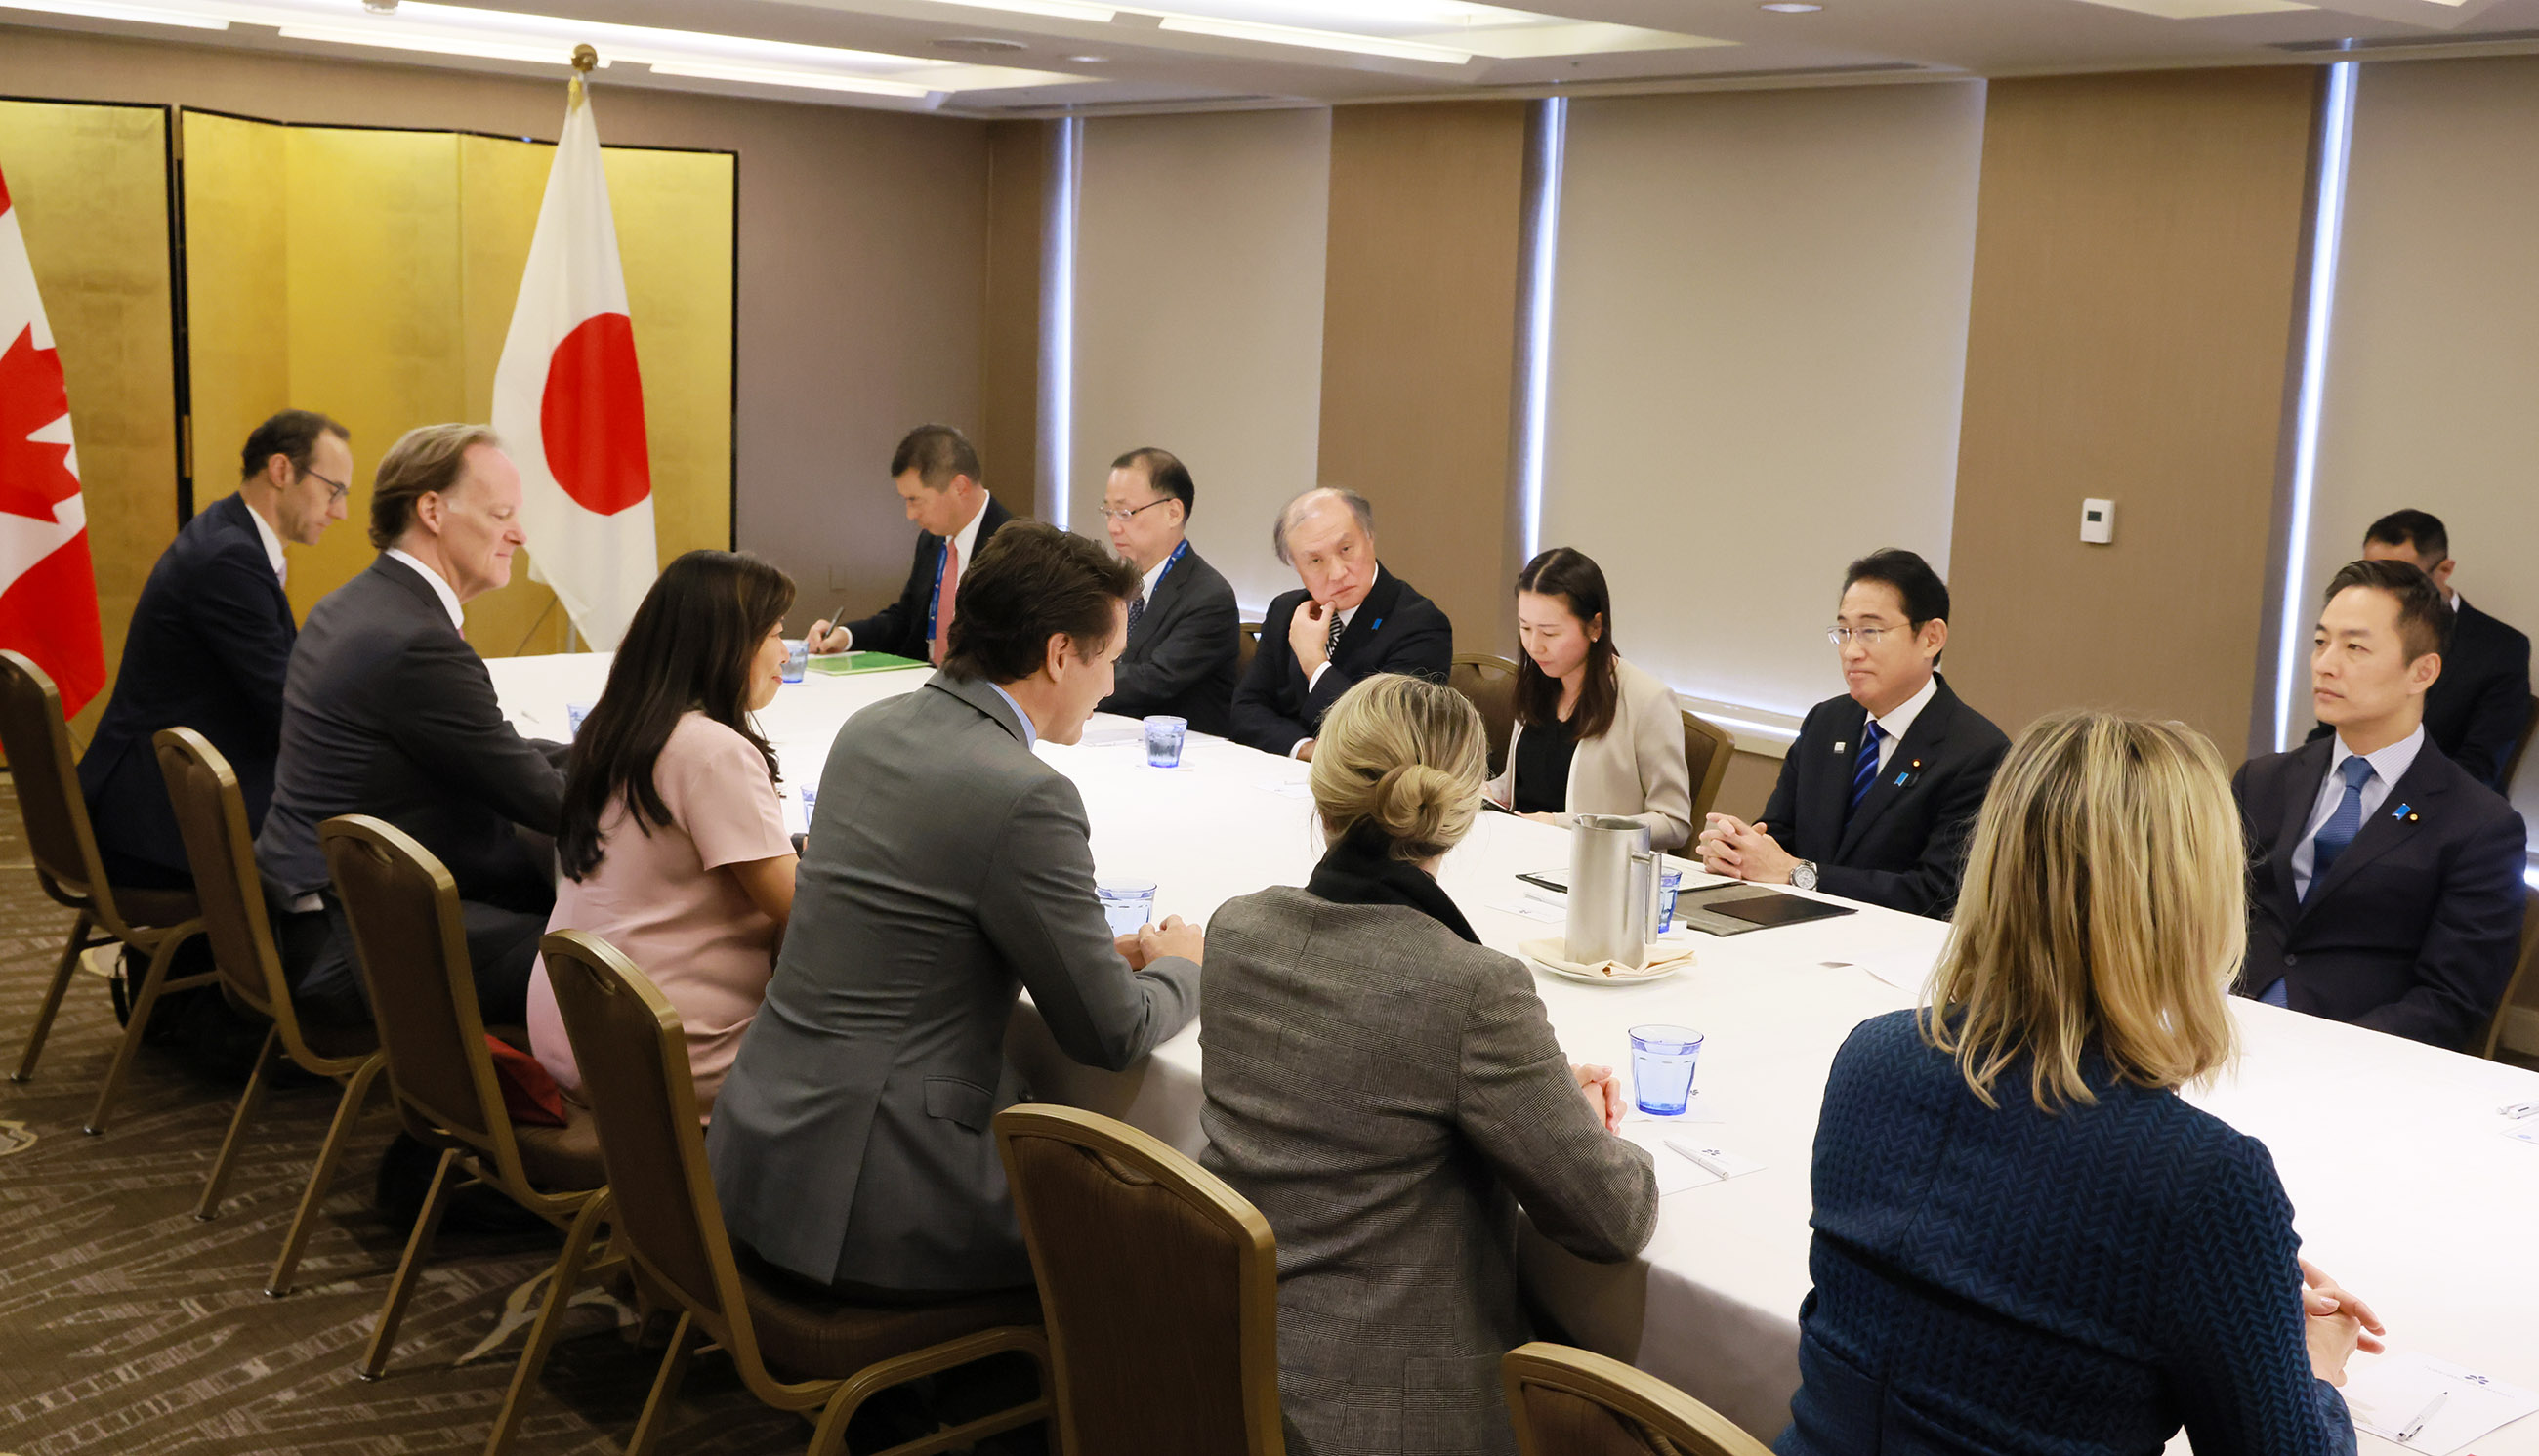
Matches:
[0,161,104,716]
[491,80,656,651]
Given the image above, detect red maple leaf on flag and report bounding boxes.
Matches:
[0,324,78,523]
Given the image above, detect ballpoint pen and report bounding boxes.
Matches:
[2397,1389,2447,1445]
[2500,1100,2539,1120]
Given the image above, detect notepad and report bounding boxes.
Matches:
[2342,1350,2539,1454]
[808,650,929,676]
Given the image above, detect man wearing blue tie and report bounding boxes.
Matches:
[2233,559,2526,1050]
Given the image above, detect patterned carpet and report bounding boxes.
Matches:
[0,778,853,1456]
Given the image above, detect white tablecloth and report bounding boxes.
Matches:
[487,654,2539,1452]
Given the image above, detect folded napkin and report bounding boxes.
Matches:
[1519,936,1698,979]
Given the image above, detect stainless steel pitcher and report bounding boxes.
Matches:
[1565,814,1661,968]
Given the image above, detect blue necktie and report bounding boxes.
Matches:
[1126,593,1145,638]
[1847,721,1885,821]
[2305,755,2376,903]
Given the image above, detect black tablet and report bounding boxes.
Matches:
[1699,889,1856,928]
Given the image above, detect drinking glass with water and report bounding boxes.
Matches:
[1629,1024,1704,1116]
[1097,879,1158,936]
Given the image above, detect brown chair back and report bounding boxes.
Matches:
[1237,621,1262,685]
[1503,1343,1771,1456]
[1680,711,1735,826]
[2478,887,2539,1062]
[538,930,746,1339]
[152,728,290,1019]
[995,1103,1283,1456]
[2503,694,2539,793]
[1450,652,1521,776]
[319,815,528,1178]
[0,649,105,900]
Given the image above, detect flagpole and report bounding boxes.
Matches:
[570,43,597,103]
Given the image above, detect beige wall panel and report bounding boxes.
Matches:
[2307,56,2539,830]
[1544,83,1985,727]
[981,119,1045,512]
[0,100,174,739]
[177,112,286,512]
[1317,102,1528,651]
[1074,107,1329,610]
[1946,69,2319,754]
[0,22,987,640]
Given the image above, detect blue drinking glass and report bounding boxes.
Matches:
[1097,879,1157,937]
[782,638,809,684]
[1630,1024,1704,1116]
[1145,715,1188,768]
[1657,867,1684,934]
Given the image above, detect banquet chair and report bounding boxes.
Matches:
[1680,710,1735,826]
[994,1103,1284,1456]
[540,929,1050,1456]
[153,728,387,1297]
[1237,620,1262,684]
[318,816,610,1456]
[1502,1343,1772,1456]
[1449,652,1521,776]
[2477,887,2539,1062]
[1,649,209,1134]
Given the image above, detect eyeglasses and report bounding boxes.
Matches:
[1097,499,1174,524]
[305,468,351,504]
[1825,625,1900,646]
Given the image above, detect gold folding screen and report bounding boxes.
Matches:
[0,99,177,739]
[180,107,733,658]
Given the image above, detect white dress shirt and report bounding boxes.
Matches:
[244,500,288,584]
[1862,672,1939,774]
[384,547,467,632]
[2291,724,2424,899]
[1137,549,1174,611]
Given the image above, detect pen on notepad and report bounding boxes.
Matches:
[2397,1389,2447,1444]
[2501,1100,2539,1119]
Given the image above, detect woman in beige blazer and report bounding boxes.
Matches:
[1486,547,1694,850]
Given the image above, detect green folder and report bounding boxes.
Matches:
[809,650,930,676]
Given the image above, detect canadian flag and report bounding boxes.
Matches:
[0,161,104,717]
[491,78,655,651]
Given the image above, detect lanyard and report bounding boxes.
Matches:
[1145,538,1189,601]
[927,531,958,646]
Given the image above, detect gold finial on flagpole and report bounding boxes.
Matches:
[569,43,598,104]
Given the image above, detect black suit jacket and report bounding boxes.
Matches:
[77,493,298,885]
[1098,541,1239,737]
[2233,735,2526,1051]
[842,496,1015,662]
[1228,565,1453,756]
[254,555,566,912]
[1757,676,2010,919]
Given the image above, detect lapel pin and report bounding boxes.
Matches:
[2391,803,2415,820]
[1833,741,1848,754]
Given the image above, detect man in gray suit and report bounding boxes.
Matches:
[710,521,1202,1299]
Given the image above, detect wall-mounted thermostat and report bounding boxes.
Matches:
[2080,498,2115,545]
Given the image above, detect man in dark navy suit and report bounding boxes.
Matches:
[807,425,1012,667]
[1229,487,1452,760]
[78,410,352,889]
[2239,558,2526,1051]
[2329,511,2531,793]
[1696,549,2009,919]
[1095,446,1238,737]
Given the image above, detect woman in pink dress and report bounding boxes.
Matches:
[526,550,800,1115]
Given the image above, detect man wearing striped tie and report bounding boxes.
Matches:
[1696,549,2009,919]
[2232,558,2526,1050]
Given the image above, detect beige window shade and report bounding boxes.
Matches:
[2305,56,2539,813]
[1539,82,1985,735]
[1070,107,1331,612]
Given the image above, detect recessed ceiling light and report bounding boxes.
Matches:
[1759,3,1823,11]
[1062,54,1109,62]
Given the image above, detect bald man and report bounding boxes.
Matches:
[1228,487,1453,760]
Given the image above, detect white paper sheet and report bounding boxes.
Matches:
[1621,1125,1724,1195]
[2343,1350,2539,1455]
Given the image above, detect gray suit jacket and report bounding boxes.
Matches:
[707,672,1200,1292]
[1200,888,1659,1456]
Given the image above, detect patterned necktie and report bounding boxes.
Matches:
[1847,721,1885,820]
[2304,754,2376,901]
[1126,593,1146,638]
[1326,608,1344,658]
[930,538,959,667]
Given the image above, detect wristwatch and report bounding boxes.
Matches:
[1790,860,1819,893]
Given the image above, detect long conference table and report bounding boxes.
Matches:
[487,653,2539,1453]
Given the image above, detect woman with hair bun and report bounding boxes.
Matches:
[1199,672,1659,1455]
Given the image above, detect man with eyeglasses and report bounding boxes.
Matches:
[1695,547,2008,919]
[79,409,354,891]
[1092,446,1239,736]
